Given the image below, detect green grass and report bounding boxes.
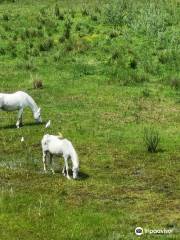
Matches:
[0,0,179,239]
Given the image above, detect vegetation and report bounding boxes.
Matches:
[144,127,160,153]
[0,0,179,239]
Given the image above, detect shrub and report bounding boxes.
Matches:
[3,23,11,32]
[129,58,137,69]
[81,7,89,16]
[54,51,62,61]
[39,38,54,51]
[0,47,6,55]
[170,78,180,90]
[143,127,160,153]
[142,88,150,97]
[111,50,120,61]
[63,17,72,39]
[33,79,43,89]
[54,4,64,20]
[25,28,39,38]
[31,48,40,57]
[109,30,119,38]
[59,36,66,43]
[72,38,90,53]
[103,0,127,26]
[24,59,36,71]
[95,6,101,14]
[69,9,75,18]
[2,14,9,21]
[75,22,93,36]
[54,4,60,17]
[90,15,98,22]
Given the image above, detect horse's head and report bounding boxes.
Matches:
[34,108,42,123]
[73,166,79,179]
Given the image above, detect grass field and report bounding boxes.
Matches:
[0,0,180,239]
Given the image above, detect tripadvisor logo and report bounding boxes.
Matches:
[135,227,173,236]
[135,227,143,236]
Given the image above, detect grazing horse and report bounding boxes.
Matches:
[41,134,79,179]
[0,91,42,128]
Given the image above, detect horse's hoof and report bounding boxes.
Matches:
[67,176,71,180]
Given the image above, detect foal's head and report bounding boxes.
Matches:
[34,108,42,123]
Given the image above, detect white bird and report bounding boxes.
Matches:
[21,137,24,142]
[45,120,51,128]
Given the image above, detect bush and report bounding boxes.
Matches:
[170,78,180,90]
[54,4,64,20]
[24,59,36,71]
[63,17,72,39]
[39,38,54,51]
[129,58,137,69]
[143,127,160,153]
[109,30,119,38]
[59,36,66,43]
[54,51,62,61]
[81,7,89,16]
[90,14,98,22]
[33,79,43,89]
[0,47,6,55]
[103,0,127,26]
[142,88,151,97]
[75,22,93,36]
[2,14,10,21]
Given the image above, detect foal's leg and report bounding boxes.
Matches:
[64,155,71,180]
[42,152,47,173]
[49,154,55,174]
[16,108,23,128]
[62,163,66,176]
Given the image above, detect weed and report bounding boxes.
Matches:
[63,17,73,39]
[143,127,160,153]
[33,79,43,89]
[142,88,151,97]
[39,38,54,51]
[2,14,10,21]
[170,78,180,90]
[81,7,89,16]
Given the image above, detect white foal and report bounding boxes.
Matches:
[41,134,79,180]
[0,91,42,128]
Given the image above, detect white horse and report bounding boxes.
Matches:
[41,134,79,179]
[0,91,42,128]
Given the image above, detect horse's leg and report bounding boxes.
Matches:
[49,154,55,174]
[62,164,66,176]
[42,152,47,173]
[16,108,23,128]
[64,155,71,180]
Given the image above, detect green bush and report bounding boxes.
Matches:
[39,38,54,51]
[2,14,10,21]
[143,127,160,153]
[63,17,73,39]
[81,7,89,16]
[103,0,127,26]
[170,78,180,90]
